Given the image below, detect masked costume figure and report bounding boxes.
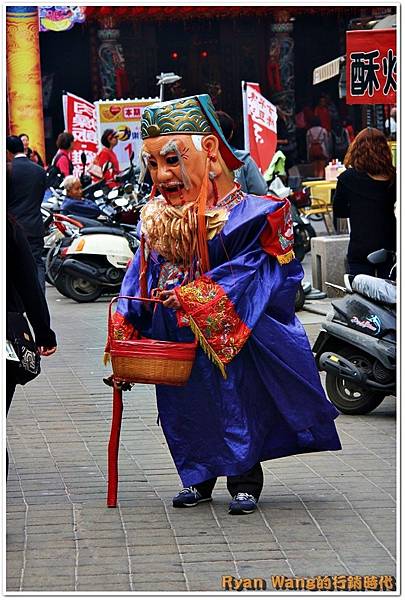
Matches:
[107,95,341,515]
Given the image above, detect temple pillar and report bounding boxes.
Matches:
[269,12,296,138]
[97,18,127,99]
[6,6,45,159]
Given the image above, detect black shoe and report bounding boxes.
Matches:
[228,492,257,515]
[172,487,212,508]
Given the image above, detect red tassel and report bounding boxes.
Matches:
[139,234,148,298]
[195,157,210,273]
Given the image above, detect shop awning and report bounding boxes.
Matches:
[313,57,344,85]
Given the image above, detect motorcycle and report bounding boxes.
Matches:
[46,192,140,302]
[312,250,396,414]
[289,187,316,258]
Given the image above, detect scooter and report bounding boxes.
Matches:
[48,222,138,302]
[312,250,396,414]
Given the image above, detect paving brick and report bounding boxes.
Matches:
[6,286,396,593]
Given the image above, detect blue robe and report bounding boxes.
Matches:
[117,193,341,486]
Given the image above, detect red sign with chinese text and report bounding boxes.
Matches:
[65,93,98,177]
[245,83,277,173]
[346,29,396,105]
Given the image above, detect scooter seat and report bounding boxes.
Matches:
[79,226,124,236]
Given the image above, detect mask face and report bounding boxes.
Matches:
[143,135,207,206]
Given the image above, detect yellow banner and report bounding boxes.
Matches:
[98,100,157,124]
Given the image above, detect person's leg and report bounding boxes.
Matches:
[376,261,394,280]
[6,375,17,479]
[195,477,217,497]
[27,236,46,294]
[227,462,264,500]
[348,260,374,277]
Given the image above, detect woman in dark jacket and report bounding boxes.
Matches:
[333,127,396,277]
[6,210,57,477]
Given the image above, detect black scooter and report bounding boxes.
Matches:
[312,250,396,414]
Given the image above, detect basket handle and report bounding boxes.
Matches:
[108,295,162,339]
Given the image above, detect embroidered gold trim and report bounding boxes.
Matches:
[277,249,295,265]
[189,316,227,379]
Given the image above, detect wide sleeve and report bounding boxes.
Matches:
[174,199,298,376]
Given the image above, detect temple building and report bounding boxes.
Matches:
[9,5,395,159]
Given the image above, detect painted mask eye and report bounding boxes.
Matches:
[166,155,179,166]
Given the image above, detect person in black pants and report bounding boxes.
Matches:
[6,135,47,292]
[6,212,57,478]
[333,127,396,278]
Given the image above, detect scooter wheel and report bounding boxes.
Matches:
[325,347,385,414]
[304,224,316,253]
[295,284,305,311]
[62,274,102,303]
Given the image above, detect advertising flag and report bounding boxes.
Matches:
[64,92,98,177]
[243,82,278,173]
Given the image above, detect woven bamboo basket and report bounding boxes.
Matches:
[108,296,197,386]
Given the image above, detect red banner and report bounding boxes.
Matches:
[346,29,396,105]
[244,83,277,173]
[64,93,98,177]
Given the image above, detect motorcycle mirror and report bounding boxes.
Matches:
[114,197,129,207]
[108,189,119,200]
[367,249,388,265]
[124,183,134,194]
[80,151,87,166]
[93,190,104,199]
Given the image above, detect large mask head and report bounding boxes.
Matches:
[140,95,243,206]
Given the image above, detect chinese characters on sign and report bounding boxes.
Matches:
[346,29,396,104]
[243,82,277,173]
[64,93,98,177]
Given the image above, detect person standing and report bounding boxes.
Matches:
[333,127,396,277]
[91,129,120,188]
[6,162,57,478]
[51,131,75,177]
[6,215,57,477]
[306,117,330,178]
[6,135,47,292]
[18,133,44,167]
[216,111,267,195]
[314,95,332,132]
[331,119,350,163]
[107,94,341,516]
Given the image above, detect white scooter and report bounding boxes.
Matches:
[47,192,139,302]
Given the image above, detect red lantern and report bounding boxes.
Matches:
[200,50,208,59]
[171,51,179,60]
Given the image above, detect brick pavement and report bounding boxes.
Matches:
[6,287,397,593]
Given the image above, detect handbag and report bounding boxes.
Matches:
[88,152,104,180]
[6,312,41,385]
